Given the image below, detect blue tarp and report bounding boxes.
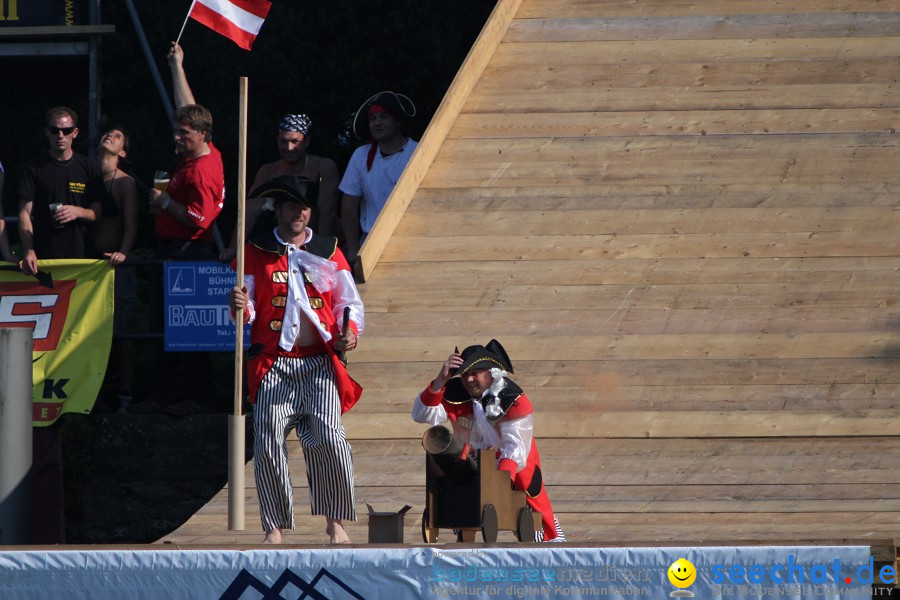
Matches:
[0,545,880,599]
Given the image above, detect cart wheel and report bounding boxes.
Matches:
[481,504,499,543]
[422,507,438,543]
[515,506,535,542]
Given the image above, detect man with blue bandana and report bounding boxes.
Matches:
[222,114,341,261]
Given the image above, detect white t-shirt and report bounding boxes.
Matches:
[339,138,418,234]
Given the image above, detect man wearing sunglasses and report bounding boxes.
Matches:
[17,106,103,276]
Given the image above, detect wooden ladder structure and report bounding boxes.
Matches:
[161,1,900,573]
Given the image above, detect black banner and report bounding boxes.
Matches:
[0,0,87,27]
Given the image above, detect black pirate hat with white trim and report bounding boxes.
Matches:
[453,339,513,376]
[443,339,515,404]
[352,90,416,140]
[250,174,319,211]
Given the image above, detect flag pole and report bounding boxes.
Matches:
[122,0,174,120]
[174,0,197,47]
[228,76,249,531]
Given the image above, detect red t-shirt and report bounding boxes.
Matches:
[155,142,224,242]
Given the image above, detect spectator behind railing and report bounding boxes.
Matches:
[92,127,140,413]
[17,106,104,275]
[0,160,17,263]
[129,42,225,417]
[11,105,105,544]
[220,113,342,263]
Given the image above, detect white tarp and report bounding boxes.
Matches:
[0,545,878,599]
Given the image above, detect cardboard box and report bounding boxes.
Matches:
[366,503,412,543]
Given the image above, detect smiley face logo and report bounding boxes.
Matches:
[668,558,697,588]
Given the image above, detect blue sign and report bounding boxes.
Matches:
[163,261,250,351]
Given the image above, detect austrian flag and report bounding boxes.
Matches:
[189,0,272,50]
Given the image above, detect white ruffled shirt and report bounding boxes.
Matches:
[411,386,534,473]
[241,228,364,351]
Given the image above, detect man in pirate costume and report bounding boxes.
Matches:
[411,340,566,542]
[228,175,363,544]
[339,90,418,267]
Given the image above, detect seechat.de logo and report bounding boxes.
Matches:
[0,280,76,351]
[668,558,697,597]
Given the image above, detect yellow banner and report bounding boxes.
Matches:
[0,259,114,426]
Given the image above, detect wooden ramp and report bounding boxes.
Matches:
[160,0,900,559]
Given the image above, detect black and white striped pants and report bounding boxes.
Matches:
[253,354,356,532]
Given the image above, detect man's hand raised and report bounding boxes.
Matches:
[431,351,463,393]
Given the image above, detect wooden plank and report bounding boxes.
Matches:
[516,1,900,19]
[197,490,900,517]
[506,13,900,42]
[450,108,900,138]
[379,232,900,261]
[543,483,900,508]
[434,132,900,158]
[492,37,900,67]
[282,438,900,484]
[158,527,900,548]
[157,525,899,549]
[262,437,900,487]
[422,136,900,187]
[357,0,523,281]
[340,411,900,440]
[464,84,900,112]
[363,305,899,335]
[199,482,900,509]
[476,59,900,91]
[363,284,899,313]
[367,258,900,286]
[351,383,900,413]
[411,184,899,208]
[428,134,900,165]
[422,159,899,187]
[347,358,900,387]
[351,331,900,360]
[395,207,900,236]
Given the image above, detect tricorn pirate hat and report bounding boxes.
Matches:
[443,339,521,415]
[453,339,513,376]
[249,174,319,211]
[352,90,416,140]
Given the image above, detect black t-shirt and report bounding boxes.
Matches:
[17,153,102,259]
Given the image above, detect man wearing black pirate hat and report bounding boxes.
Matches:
[412,339,566,541]
[339,91,418,267]
[229,175,364,544]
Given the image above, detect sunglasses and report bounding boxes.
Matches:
[48,126,76,136]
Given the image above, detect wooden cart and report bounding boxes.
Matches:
[421,441,541,543]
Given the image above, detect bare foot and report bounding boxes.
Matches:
[326,518,351,544]
[262,528,282,544]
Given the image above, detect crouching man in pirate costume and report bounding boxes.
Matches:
[229,175,363,544]
[412,340,565,541]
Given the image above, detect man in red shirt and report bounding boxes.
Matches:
[149,42,224,256]
[132,42,225,415]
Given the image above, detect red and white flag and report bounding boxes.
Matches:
[188,0,272,50]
